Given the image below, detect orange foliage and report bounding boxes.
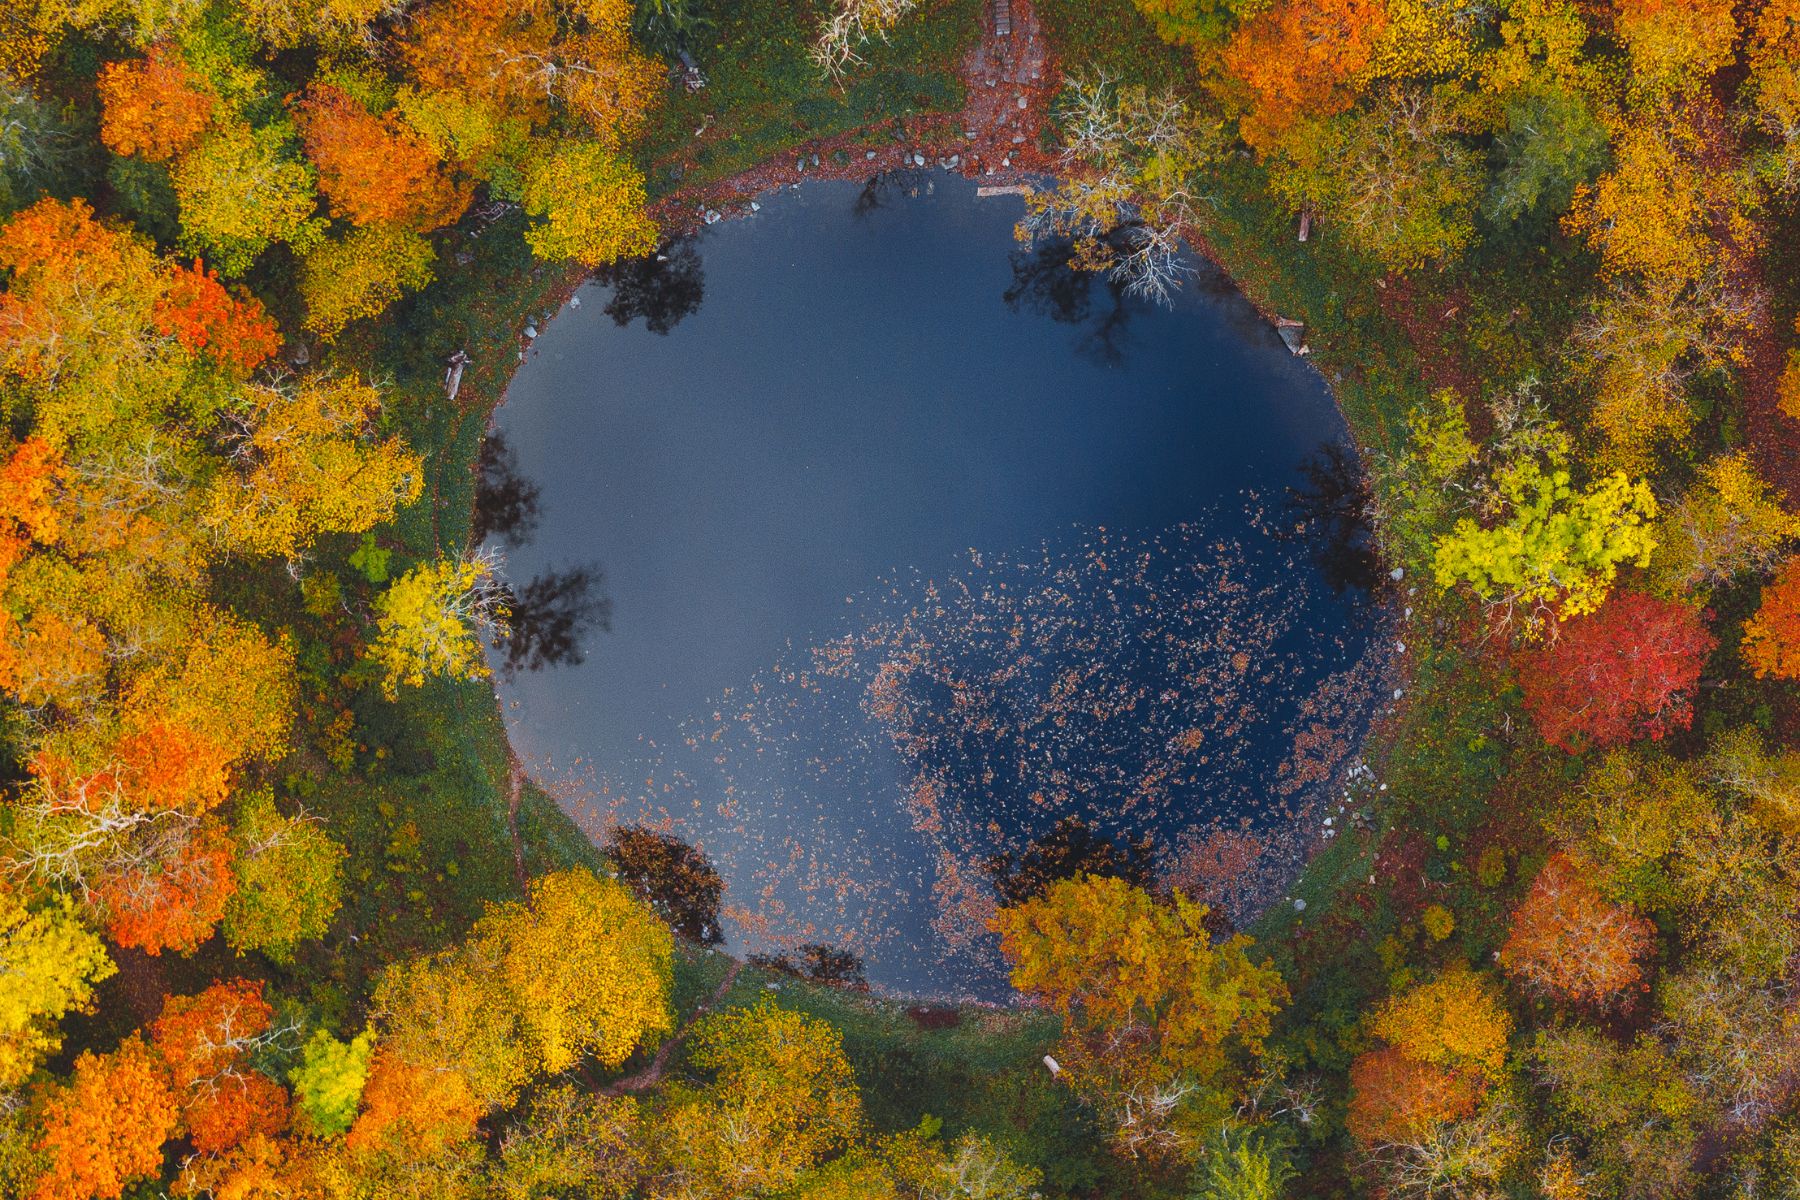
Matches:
[0,198,160,384]
[1744,556,1800,679]
[1345,1045,1481,1146]
[1223,0,1390,151]
[96,46,216,162]
[1498,852,1656,1006]
[32,1038,179,1200]
[113,719,232,813]
[153,263,281,375]
[0,438,61,547]
[175,1132,295,1200]
[185,1073,290,1155]
[344,1051,482,1159]
[152,980,273,1086]
[153,982,288,1154]
[0,197,135,283]
[295,86,469,231]
[95,822,237,955]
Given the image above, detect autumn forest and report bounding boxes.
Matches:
[5,0,1800,1198]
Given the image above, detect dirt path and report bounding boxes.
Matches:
[602,959,746,1095]
[651,0,1062,234]
[504,749,529,895]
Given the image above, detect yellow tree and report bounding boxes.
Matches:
[298,224,437,341]
[520,141,658,266]
[0,887,114,1087]
[201,376,424,558]
[654,999,862,1198]
[991,874,1285,1156]
[368,553,509,697]
[480,868,674,1073]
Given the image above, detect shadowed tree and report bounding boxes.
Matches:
[985,814,1156,906]
[1283,441,1382,594]
[595,237,705,335]
[495,565,611,677]
[1004,233,1135,365]
[749,943,869,991]
[603,824,725,945]
[472,433,542,548]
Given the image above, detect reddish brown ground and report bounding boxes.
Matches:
[651,0,1063,234]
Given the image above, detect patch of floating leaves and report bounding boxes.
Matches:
[575,523,1391,999]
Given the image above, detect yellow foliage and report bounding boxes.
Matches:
[171,121,321,276]
[299,224,436,341]
[368,553,507,698]
[1614,0,1737,96]
[1369,964,1512,1078]
[201,377,424,559]
[1431,451,1658,631]
[1566,119,1714,288]
[521,141,659,266]
[0,888,114,1087]
[1651,452,1800,593]
[657,999,862,1198]
[991,874,1286,1077]
[1368,0,1481,82]
[1482,0,1593,94]
[481,869,674,1073]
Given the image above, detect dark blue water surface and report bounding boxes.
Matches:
[488,173,1388,999]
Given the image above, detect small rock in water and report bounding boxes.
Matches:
[749,201,761,212]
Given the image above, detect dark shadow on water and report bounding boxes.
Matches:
[853,168,932,219]
[605,824,725,945]
[1282,441,1384,595]
[1003,234,1134,366]
[593,237,705,335]
[496,565,612,677]
[750,943,869,992]
[472,433,541,549]
[985,815,1157,906]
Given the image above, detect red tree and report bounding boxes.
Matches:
[153,262,281,376]
[1518,591,1715,752]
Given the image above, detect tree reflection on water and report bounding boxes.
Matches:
[985,815,1156,906]
[1003,233,1134,366]
[594,236,705,335]
[472,432,541,549]
[496,565,611,678]
[1282,441,1383,595]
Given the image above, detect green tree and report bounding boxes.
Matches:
[291,1028,375,1136]
[223,789,346,963]
[1486,80,1610,224]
